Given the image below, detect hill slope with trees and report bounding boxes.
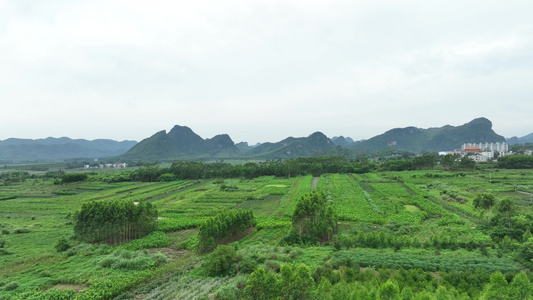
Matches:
[350,117,505,153]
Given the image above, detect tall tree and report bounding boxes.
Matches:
[497,197,515,228]
[481,271,508,300]
[508,272,533,300]
[473,193,496,224]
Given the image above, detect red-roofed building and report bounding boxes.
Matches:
[462,147,482,153]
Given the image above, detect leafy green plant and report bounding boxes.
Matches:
[55,237,71,252]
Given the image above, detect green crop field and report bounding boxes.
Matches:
[1,169,533,299]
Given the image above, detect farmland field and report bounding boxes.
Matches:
[1,169,533,299]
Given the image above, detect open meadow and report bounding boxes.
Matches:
[1,168,533,299]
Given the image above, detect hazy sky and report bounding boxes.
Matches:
[1,0,532,144]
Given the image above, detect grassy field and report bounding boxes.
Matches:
[1,170,533,299]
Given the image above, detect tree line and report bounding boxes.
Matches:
[96,155,445,183]
[498,155,533,169]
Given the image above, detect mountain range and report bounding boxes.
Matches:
[348,117,506,153]
[507,133,533,145]
[0,138,136,162]
[115,117,508,161]
[1,118,531,162]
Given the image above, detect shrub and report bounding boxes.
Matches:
[237,258,258,274]
[205,245,237,276]
[215,283,241,300]
[120,231,172,250]
[4,282,19,291]
[114,293,135,300]
[55,238,71,252]
[157,173,175,182]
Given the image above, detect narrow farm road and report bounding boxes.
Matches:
[311,177,320,190]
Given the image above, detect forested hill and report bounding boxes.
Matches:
[117,126,337,161]
[0,137,137,161]
[244,132,336,159]
[350,117,506,153]
[118,125,241,161]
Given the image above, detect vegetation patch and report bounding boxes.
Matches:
[94,249,167,270]
[404,205,420,212]
[330,249,521,273]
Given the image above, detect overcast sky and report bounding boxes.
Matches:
[1,0,532,144]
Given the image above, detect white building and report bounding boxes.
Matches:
[470,151,494,162]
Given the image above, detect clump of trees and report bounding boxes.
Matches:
[498,155,533,169]
[74,199,158,244]
[284,191,337,245]
[198,209,256,253]
[0,171,30,185]
[61,172,88,183]
[441,154,476,171]
[473,193,496,224]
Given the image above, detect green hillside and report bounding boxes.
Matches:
[351,117,505,153]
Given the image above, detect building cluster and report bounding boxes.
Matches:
[83,163,128,169]
[440,142,510,162]
[99,163,128,168]
[457,142,509,162]
[461,142,509,153]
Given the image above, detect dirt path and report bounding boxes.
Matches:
[311,177,320,190]
[517,191,533,196]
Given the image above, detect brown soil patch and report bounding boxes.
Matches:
[221,227,255,245]
[154,247,190,260]
[443,197,467,204]
[52,284,88,292]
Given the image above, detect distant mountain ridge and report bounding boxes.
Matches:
[117,118,508,161]
[1,117,525,162]
[119,126,335,161]
[350,117,505,153]
[507,133,533,145]
[244,132,335,159]
[0,137,137,161]
[331,136,355,147]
